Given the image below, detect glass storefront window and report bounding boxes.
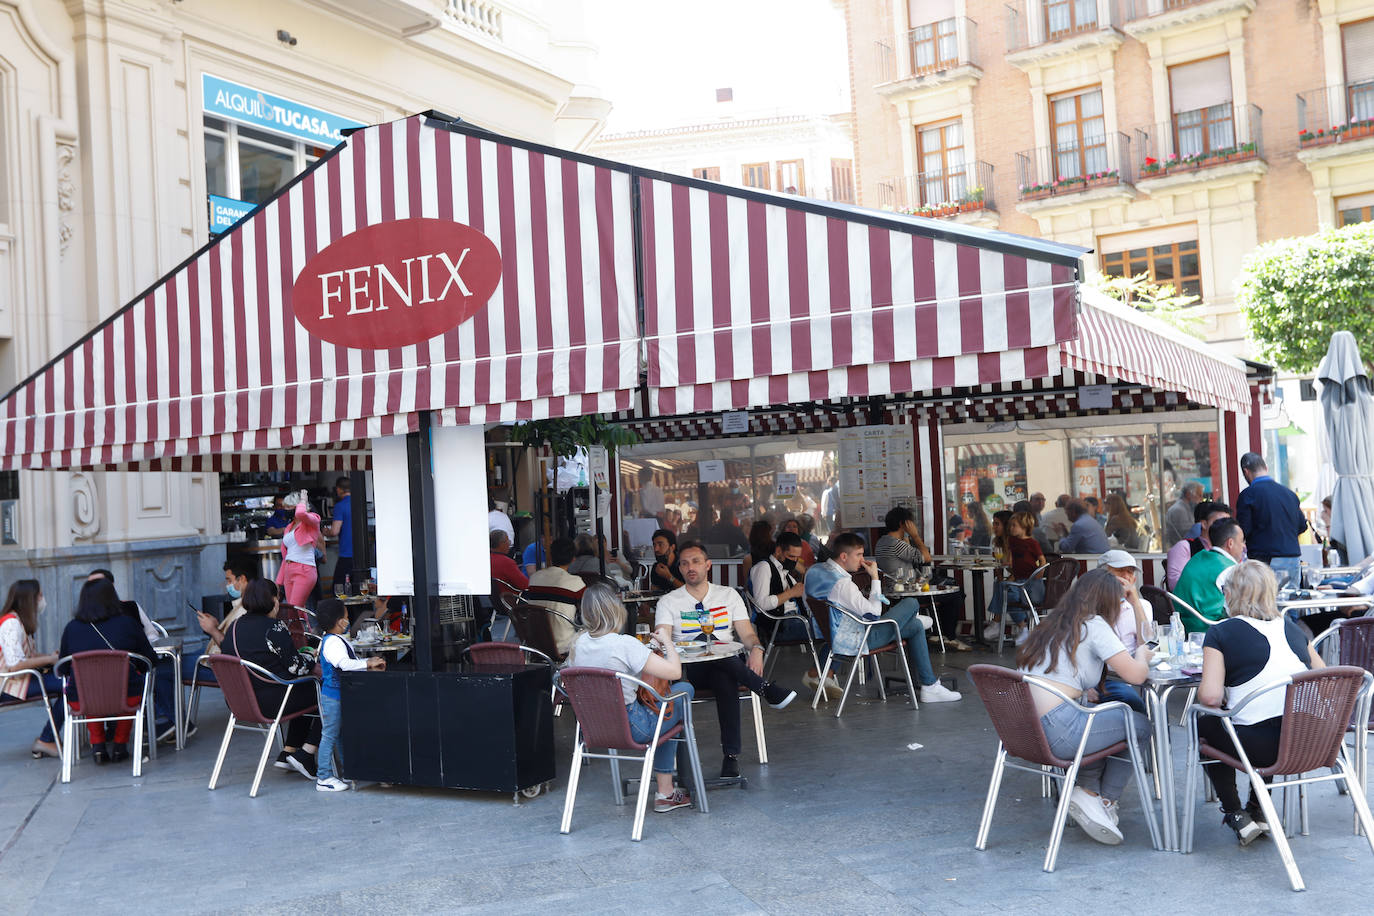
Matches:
[944,443,1027,547]
[203,115,322,216]
[204,118,229,197]
[1070,433,1160,551]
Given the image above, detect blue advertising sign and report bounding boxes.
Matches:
[209,194,255,234]
[201,73,363,147]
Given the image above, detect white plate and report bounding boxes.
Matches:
[708,640,741,656]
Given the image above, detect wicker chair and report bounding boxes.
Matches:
[54,650,156,782]
[809,601,917,718]
[969,664,1160,872]
[742,588,822,682]
[0,668,63,758]
[555,667,705,841]
[1313,617,1374,797]
[1139,585,1174,628]
[1182,667,1374,891]
[204,654,319,798]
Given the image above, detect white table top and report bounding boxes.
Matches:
[674,639,744,665]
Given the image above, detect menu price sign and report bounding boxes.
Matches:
[837,425,916,528]
[698,459,726,483]
[775,471,799,498]
[588,446,610,487]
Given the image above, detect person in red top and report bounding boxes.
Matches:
[984,511,1047,645]
[489,529,529,591]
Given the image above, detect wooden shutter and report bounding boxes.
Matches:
[1344,19,1374,84]
[1169,56,1233,113]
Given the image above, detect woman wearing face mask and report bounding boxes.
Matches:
[0,580,65,758]
[178,558,258,701]
[275,492,322,608]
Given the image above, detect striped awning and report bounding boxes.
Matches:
[1062,288,1251,415]
[0,115,638,470]
[638,174,1083,415]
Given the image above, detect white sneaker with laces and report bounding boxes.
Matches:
[916,614,934,631]
[1014,627,1031,647]
[316,776,350,792]
[1068,787,1123,844]
[918,682,962,703]
[983,621,1003,642]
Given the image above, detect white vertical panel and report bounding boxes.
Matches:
[372,434,414,595]
[432,424,496,594]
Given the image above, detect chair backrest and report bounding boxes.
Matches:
[507,600,562,660]
[806,596,833,644]
[203,654,273,726]
[277,604,310,649]
[1336,616,1374,674]
[1139,585,1174,626]
[1269,666,1369,776]
[68,650,138,718]
[1041,558,1078,611]
[467,641,528,668]
[558,667,643,751]
[968,664,1066,768]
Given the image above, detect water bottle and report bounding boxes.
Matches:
[1169,611,1184,660]
[400,602,409,636]
[345,573,352,596]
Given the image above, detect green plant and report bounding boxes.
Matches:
[509,414,640,459]
[1087,271,1204,338]
[1237,221,1374,373]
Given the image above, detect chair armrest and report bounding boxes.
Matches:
[521,645,555,667]
[237,656,319,687]
[1312,624,1339,652]
[613,671,674,704]
[1188,677,1293,721]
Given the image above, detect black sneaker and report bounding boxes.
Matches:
[762,683,796,709]
[109,744,130,764]
[720,755,741,779]
[285,749,317,779]
[272,749,293,771]
[1222,809,1264,846]
[92,743,111,766]
[185,721,198,740]
[156,721,177,744]
[1244,800,1270,833]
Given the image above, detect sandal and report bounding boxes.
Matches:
[30,740,59,759]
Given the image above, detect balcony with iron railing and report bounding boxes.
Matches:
[1015,132,1133,202]
[1124,0,1212,19]
[875,17,979,88]
[878,161,996,217]
[1006,0,1122,54]
[1122,0,1255,38]
[1298,82,1374,151]
[1134,103,1262,180]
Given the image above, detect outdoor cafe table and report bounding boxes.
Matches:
[153,636,183,752]
[348,634,415,657]
[882,583,962,652]
[1145,664,1202,852]
[930,555,1000,644]
[1276,591,1373,618]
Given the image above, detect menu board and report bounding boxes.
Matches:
[837,426,916,528]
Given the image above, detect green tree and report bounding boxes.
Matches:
[1236,221,1374,373]
[509,413,639,459]
[1085,271,1203,338]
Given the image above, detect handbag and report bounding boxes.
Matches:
[635,644,675,719]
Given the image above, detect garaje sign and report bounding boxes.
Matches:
[291,218,502,349]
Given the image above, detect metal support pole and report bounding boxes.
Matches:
[406,413,439,673]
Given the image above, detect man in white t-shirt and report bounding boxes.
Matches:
[487,498,515,545]
[655,541,796,778]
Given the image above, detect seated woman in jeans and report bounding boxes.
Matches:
[568,582,695,814]
[984,512,1046,645]
[1018,568,1153,846]
[0,579,64,759]
[1197,560,1321,846]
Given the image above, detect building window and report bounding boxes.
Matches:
[917,119,966,204]
[1344,19,1374,121]
[693,167,720,181]
[1337,192,1374,226]
[1101,239,1202,299]
[1050,87,1107,180]
[1044,0,1098,40]
[742,163,770,190]
[204,116,328,207]
[1168,57,1234,158]
[910,16,959,74]
[830,158,855,203]
[776,160,805,194]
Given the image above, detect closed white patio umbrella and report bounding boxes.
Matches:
[1317,331,1374,563]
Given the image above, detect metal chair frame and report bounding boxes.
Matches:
[205,655,320,798]
[1311,619,1374,813]
[1182,668,1374,891]
[0,667,64,758]
[55,650,155,782]
[993,564,1054,653]
[971,668,1161,872]
[742,588,823,683]
[811,602,917,718]
[555,669,707,841]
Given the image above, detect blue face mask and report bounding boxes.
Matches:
[226,582,241,599]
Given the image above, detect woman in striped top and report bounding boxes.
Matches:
[875,507,970,651]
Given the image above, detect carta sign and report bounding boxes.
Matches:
[201,73,363,147]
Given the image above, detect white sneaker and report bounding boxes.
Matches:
[983,621,1003,641]
[1068,787,1123,845]
[316,776,351,792]
[916,614,934,631]
[1014,627,1031,647]
[919,682,962,703]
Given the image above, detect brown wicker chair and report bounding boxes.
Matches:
[1314,617,1374,795]
[204,654,319,798]
[555,667,705,841]
[1139,585,1174,628]
[969,663,1159,872]
[1182,666,1374,891]
[54,650,155,783]
[809,601,916,718]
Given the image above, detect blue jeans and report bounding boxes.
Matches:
[153,657,177,725]
[180,650,217,683]
[1099,679,1147,714]
[1268,556,1301,589]
[317,693,342,781]
[626,681,693,774]
[988,578,1044,624]
[866,598,937,687]
[1040,701,1150,801]
[22,672,65,742]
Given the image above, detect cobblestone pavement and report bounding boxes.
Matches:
[1,645,1370,914]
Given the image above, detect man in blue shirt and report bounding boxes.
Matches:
[1235,452,1307,588]
[328,477,354,593]
[1058,498,1110,554]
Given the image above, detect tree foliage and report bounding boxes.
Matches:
[508,414,640,459]
[1236,221,1374,373]
[1085,271,1203,337]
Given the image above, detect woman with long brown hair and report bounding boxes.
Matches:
[1016,567,1153,846]
[1104,493,1143,550]
[0,580,64,758]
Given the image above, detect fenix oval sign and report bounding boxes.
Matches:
[291,218,502,349]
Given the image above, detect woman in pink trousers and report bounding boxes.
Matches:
[276,492,322,607]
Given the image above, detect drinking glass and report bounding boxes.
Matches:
[1138,619,1156,647]
[1188,632,1205,657]
[699,611,715,643]
[635,623,651,645]
[334,580,346,599]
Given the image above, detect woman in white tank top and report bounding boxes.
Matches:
[275,493,322,607]
[1197,560,1323,845]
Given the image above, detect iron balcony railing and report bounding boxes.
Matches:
[907,17,977,76]
[1015,132,1133,201]
[878,161,996,215]
[875,40,897,83]
[1134,102,1262,177]
[1124,0,1208,19]
[1298,82,1374,148]
[1006,0,1120,52]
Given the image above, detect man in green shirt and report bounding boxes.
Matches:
[1174,518,1246,633]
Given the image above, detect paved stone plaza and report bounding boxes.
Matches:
[1,647,1370,915]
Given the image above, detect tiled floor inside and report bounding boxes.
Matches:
[2,642,1372,914]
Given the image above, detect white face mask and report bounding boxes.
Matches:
[36,596,47,615]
